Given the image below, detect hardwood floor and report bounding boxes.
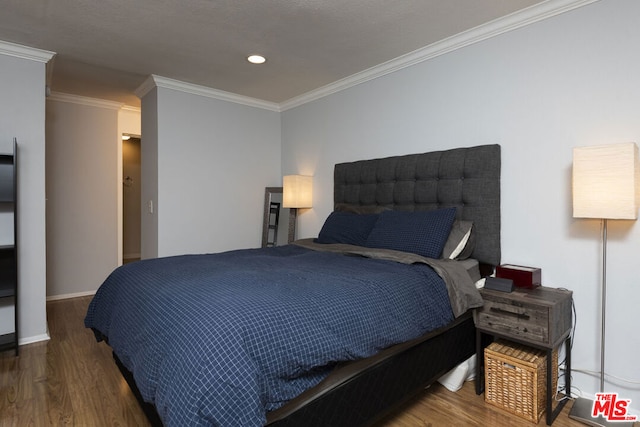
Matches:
[0,296,594,426]
[0,297,149,426]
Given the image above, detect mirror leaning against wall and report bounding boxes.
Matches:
[262,187,294,248]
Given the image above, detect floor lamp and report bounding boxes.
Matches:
[569,142,639,427]
[283,174,313,243]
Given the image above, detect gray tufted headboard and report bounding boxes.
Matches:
[334,144,501,267]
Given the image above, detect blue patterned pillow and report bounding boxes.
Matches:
[365,208,457,258]
[316,211,379,246]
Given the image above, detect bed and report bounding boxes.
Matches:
[85,144,501,426]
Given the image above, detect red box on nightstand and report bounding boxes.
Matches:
[496,264,541,289]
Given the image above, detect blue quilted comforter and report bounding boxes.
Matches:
[85,244,454,426]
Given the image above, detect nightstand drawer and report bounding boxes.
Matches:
[475,298,549,343]
[474,286,572,348]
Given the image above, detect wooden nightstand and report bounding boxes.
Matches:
[474,285,573,425]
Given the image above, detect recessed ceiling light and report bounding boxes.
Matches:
[247,55,266,64]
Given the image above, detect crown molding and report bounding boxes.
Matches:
[0,40,55,63]
[120,105,141,113]
[47,92,125,110]
[134,75,157,99]
[280,0,600,111]
[136,75,281,112]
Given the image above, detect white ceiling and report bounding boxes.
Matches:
[0,0,559,107]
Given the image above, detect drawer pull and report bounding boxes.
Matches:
[490,307,530,320]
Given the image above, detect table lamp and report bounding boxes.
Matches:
[283,175,312,243]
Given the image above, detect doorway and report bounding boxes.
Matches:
[122,134,141,263]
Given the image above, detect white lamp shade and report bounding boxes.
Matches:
[283,175,313,208]
[572,142,639,219]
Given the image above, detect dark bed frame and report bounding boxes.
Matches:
[115,144,501,426]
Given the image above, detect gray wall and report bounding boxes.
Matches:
[0,47,51,343]
[141,85,282,258]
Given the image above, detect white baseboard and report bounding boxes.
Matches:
[46,290,96,301]
[19,292,95,348]
[19,332,50,346]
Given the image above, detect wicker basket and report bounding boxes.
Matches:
[484,340,558,423]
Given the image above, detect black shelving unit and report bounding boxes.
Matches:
[0,138,18,356]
